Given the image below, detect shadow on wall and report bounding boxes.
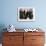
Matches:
[0,24,7,43]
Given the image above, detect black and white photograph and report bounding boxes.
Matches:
[18,7,35,21]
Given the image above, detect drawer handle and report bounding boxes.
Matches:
[9,38,12,40]
[32,39,36,40]
[9,38,13,40]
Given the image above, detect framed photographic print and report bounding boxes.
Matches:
[17,7,35,21]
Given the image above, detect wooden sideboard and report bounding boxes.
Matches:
[2,31,45,46]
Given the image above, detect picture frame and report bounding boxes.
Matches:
[17,7,35,21]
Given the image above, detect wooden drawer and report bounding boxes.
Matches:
[3,32,23,36]
[3,36,23,44]
[24,32,45,46]
[3,43,23,46]
[24,36,32,46]
[24,32,44,36]
[32,44,44,46]
[24,36,32,42]
[32,36,45,44]
[24,36,44,46]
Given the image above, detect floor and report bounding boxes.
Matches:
[0,44,2,46]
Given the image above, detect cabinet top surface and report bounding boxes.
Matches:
[4,29,45,33]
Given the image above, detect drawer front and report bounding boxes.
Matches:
[32,36,45,44]
[24,36,32,46]
[3,36,23,43]
[24,32,44,36]
[32,44,44,46]
[3,43,23,46]
[3,35,23,46]
[24,32,45,46]
[3,32,23,36]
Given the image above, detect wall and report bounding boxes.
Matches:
[0,0,46,29]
